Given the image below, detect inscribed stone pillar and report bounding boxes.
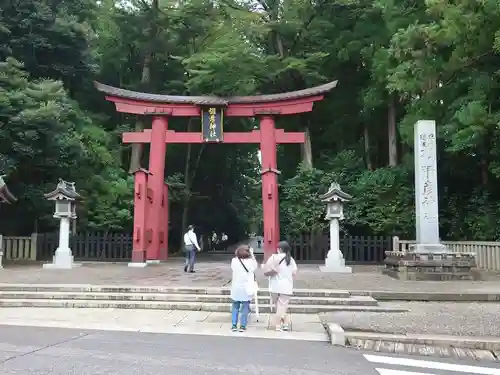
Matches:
[413,120,446,253]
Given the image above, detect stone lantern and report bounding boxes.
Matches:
[319,182,353,273]
[43,179,81,269]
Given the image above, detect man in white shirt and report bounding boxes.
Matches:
[183,225,201,273]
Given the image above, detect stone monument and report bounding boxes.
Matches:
[43,179,82,269]
[384,120,477,280]
[319,182,353,273]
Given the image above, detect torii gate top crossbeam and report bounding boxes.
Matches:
[94,81,337,116]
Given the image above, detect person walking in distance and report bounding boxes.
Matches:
[211,231,218,251]
[264,240,298,331]
[183,225,201,273]
[221,232,228,251]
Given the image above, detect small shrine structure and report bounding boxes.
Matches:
[95,80,337,264]
[0,176,17,268]
[0,175,17,204]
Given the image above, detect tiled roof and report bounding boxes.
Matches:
[94,81,338,105]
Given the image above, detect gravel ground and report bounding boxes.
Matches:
[286,265,500,292]
[321,302,500,337]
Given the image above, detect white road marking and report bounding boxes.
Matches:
[364,354,500,374]
[375,368,433,375]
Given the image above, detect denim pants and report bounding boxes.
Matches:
[231,300,250,327]
[184,247,196,271]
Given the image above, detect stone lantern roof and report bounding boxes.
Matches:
[319,182,352,203]
[0,176,17,204]
[44,179,81,201]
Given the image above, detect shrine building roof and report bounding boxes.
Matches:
[94,81,338,106]
[0,176,17,204]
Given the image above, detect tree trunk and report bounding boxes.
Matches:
[128,52,152,173]
[128,0,159,173]
[480,157,488,185]
[388,95,398,167]
[363,124,373,171]
[179,119,206,247]
[180,125,194,240]
[301,127,313,168]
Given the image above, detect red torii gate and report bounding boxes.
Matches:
[95,81,337,264]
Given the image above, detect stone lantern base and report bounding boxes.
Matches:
[319,249,352,273]
[43,248,81,269]
[383,250,479,281]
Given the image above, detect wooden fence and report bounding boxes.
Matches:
[3,232,499,269]
[287,233,391,263]
[37,232,133,261]
[393,236,500,271]
[0,231,392,264]
[1,234,37,261]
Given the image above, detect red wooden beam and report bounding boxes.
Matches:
[107,95,325,117]
[275,129,305,143]
[122,129,305,144]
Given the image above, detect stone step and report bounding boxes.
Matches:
[0,284,350,298]
[0,299,407,313]
[0,291,378,306]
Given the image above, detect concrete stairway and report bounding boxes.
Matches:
[0,285,407,313]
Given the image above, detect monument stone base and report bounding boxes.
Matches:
[384,250,478,281]
[411,243,448,253]
[319,249,352,273]
[43,248,81,269]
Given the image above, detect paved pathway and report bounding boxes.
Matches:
[0,262,231,286]
[1,262,500,293]
[0,307,327,342]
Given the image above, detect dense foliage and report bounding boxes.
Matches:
[1,0,500,243]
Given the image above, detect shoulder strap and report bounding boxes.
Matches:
[278,256,286,265]
[238,258,249,272]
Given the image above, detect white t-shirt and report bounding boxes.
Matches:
[183,230,200,250]
[230,257,258,301]
[267,253,298,296]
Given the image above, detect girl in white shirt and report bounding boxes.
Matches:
[230,245,258,332]
[266,240,298,331]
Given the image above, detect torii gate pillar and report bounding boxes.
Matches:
[260,116,280,254]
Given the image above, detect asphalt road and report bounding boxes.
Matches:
[0,325,499,375]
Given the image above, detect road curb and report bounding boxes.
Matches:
[349,290,500,302]
[344,331,500,351]
[332,329,500,362]
[322,322,346,347]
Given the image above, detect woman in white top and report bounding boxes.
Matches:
[265,240,298,331]
[230,245,258,332]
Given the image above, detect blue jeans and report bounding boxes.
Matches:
[184,247,196,271]
[231,300,250,327]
